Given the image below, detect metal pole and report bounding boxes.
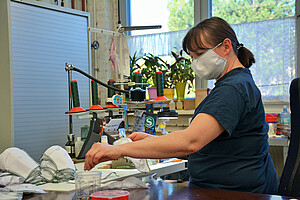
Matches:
[68,69,73,134]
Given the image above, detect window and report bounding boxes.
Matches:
[211,0,296,102]
[128,0,195,98]
[127,0,296,102]
[128,0,194,57]
[130,0,194,35]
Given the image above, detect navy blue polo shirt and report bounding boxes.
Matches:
[188,68,278,194]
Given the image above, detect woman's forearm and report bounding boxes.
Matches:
[117,113,224,159]
[117,129,197,159]
[84,113,224,170]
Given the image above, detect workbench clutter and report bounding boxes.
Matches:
[0,146,76,185]
[74,171,147,200]
[64,62,182,171]
[0,145,78,197]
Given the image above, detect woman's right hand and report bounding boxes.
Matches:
[127,132,157,141]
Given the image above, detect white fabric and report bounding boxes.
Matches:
[0,175,24,186]
[191,43,228,80]
[0,147,38,180]
[5,184,46,194]
[113,138,150,173]
[0,191,23,200]
[42,146,75,171]
[102,176,149,190]
[116,34,130,77]
[39,159,55,182]
[40,145,75,182]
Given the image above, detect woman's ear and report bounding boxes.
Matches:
[222,38,232,55]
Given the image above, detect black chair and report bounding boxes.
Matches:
[278,77,300,197]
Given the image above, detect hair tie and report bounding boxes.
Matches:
[237,43,244,49]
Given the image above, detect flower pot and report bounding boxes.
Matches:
[164,88,175,100]
[175,82,186,100]
[148,88,157,100]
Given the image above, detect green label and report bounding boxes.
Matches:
[145,116,155,128]
[281,117,290,124]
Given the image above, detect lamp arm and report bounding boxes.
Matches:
[65,64,129,94]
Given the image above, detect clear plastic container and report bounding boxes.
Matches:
[75,171,101,200]
[280,105,291,137]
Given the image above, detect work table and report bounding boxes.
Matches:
[24,177,300,200]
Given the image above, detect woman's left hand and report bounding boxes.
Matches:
[84,142,122,171]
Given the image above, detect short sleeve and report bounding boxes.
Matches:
[196,85,246,136]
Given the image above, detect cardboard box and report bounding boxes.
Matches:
[184,98,195,110]
[195,89,211,108]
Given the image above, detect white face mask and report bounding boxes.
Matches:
[40,145,76,182]
[0,147,39,181]
[191,42,228,80]
[42,145,75,171]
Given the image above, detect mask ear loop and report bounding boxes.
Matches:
[212,42,223,50]
[213,42,228,59]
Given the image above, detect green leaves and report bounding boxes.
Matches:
[168,0,194,31]
[130,51,194,90]
[212,0,295,24]
[167,0,295,30]
[165,51,194,92]
[130,52,169,88]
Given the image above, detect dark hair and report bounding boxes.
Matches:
[182,17,255,68]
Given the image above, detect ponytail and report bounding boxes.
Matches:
[237,46,255,68]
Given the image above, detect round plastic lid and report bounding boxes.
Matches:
[91,190,129,200]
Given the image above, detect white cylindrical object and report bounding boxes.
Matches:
[176,100,183,110]
[169,100,175,111]
[75,137,84,158]
[267,123,276,137]
[101,135,108,144]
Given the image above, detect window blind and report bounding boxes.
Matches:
[10,1,90,160]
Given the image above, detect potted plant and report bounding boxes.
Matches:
[166,50,194,100]
[137,53,168,99]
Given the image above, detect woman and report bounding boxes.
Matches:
[84,17,278,194]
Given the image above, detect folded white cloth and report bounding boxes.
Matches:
[113,138,150,173]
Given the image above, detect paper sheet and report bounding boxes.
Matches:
[104,118,123,132]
